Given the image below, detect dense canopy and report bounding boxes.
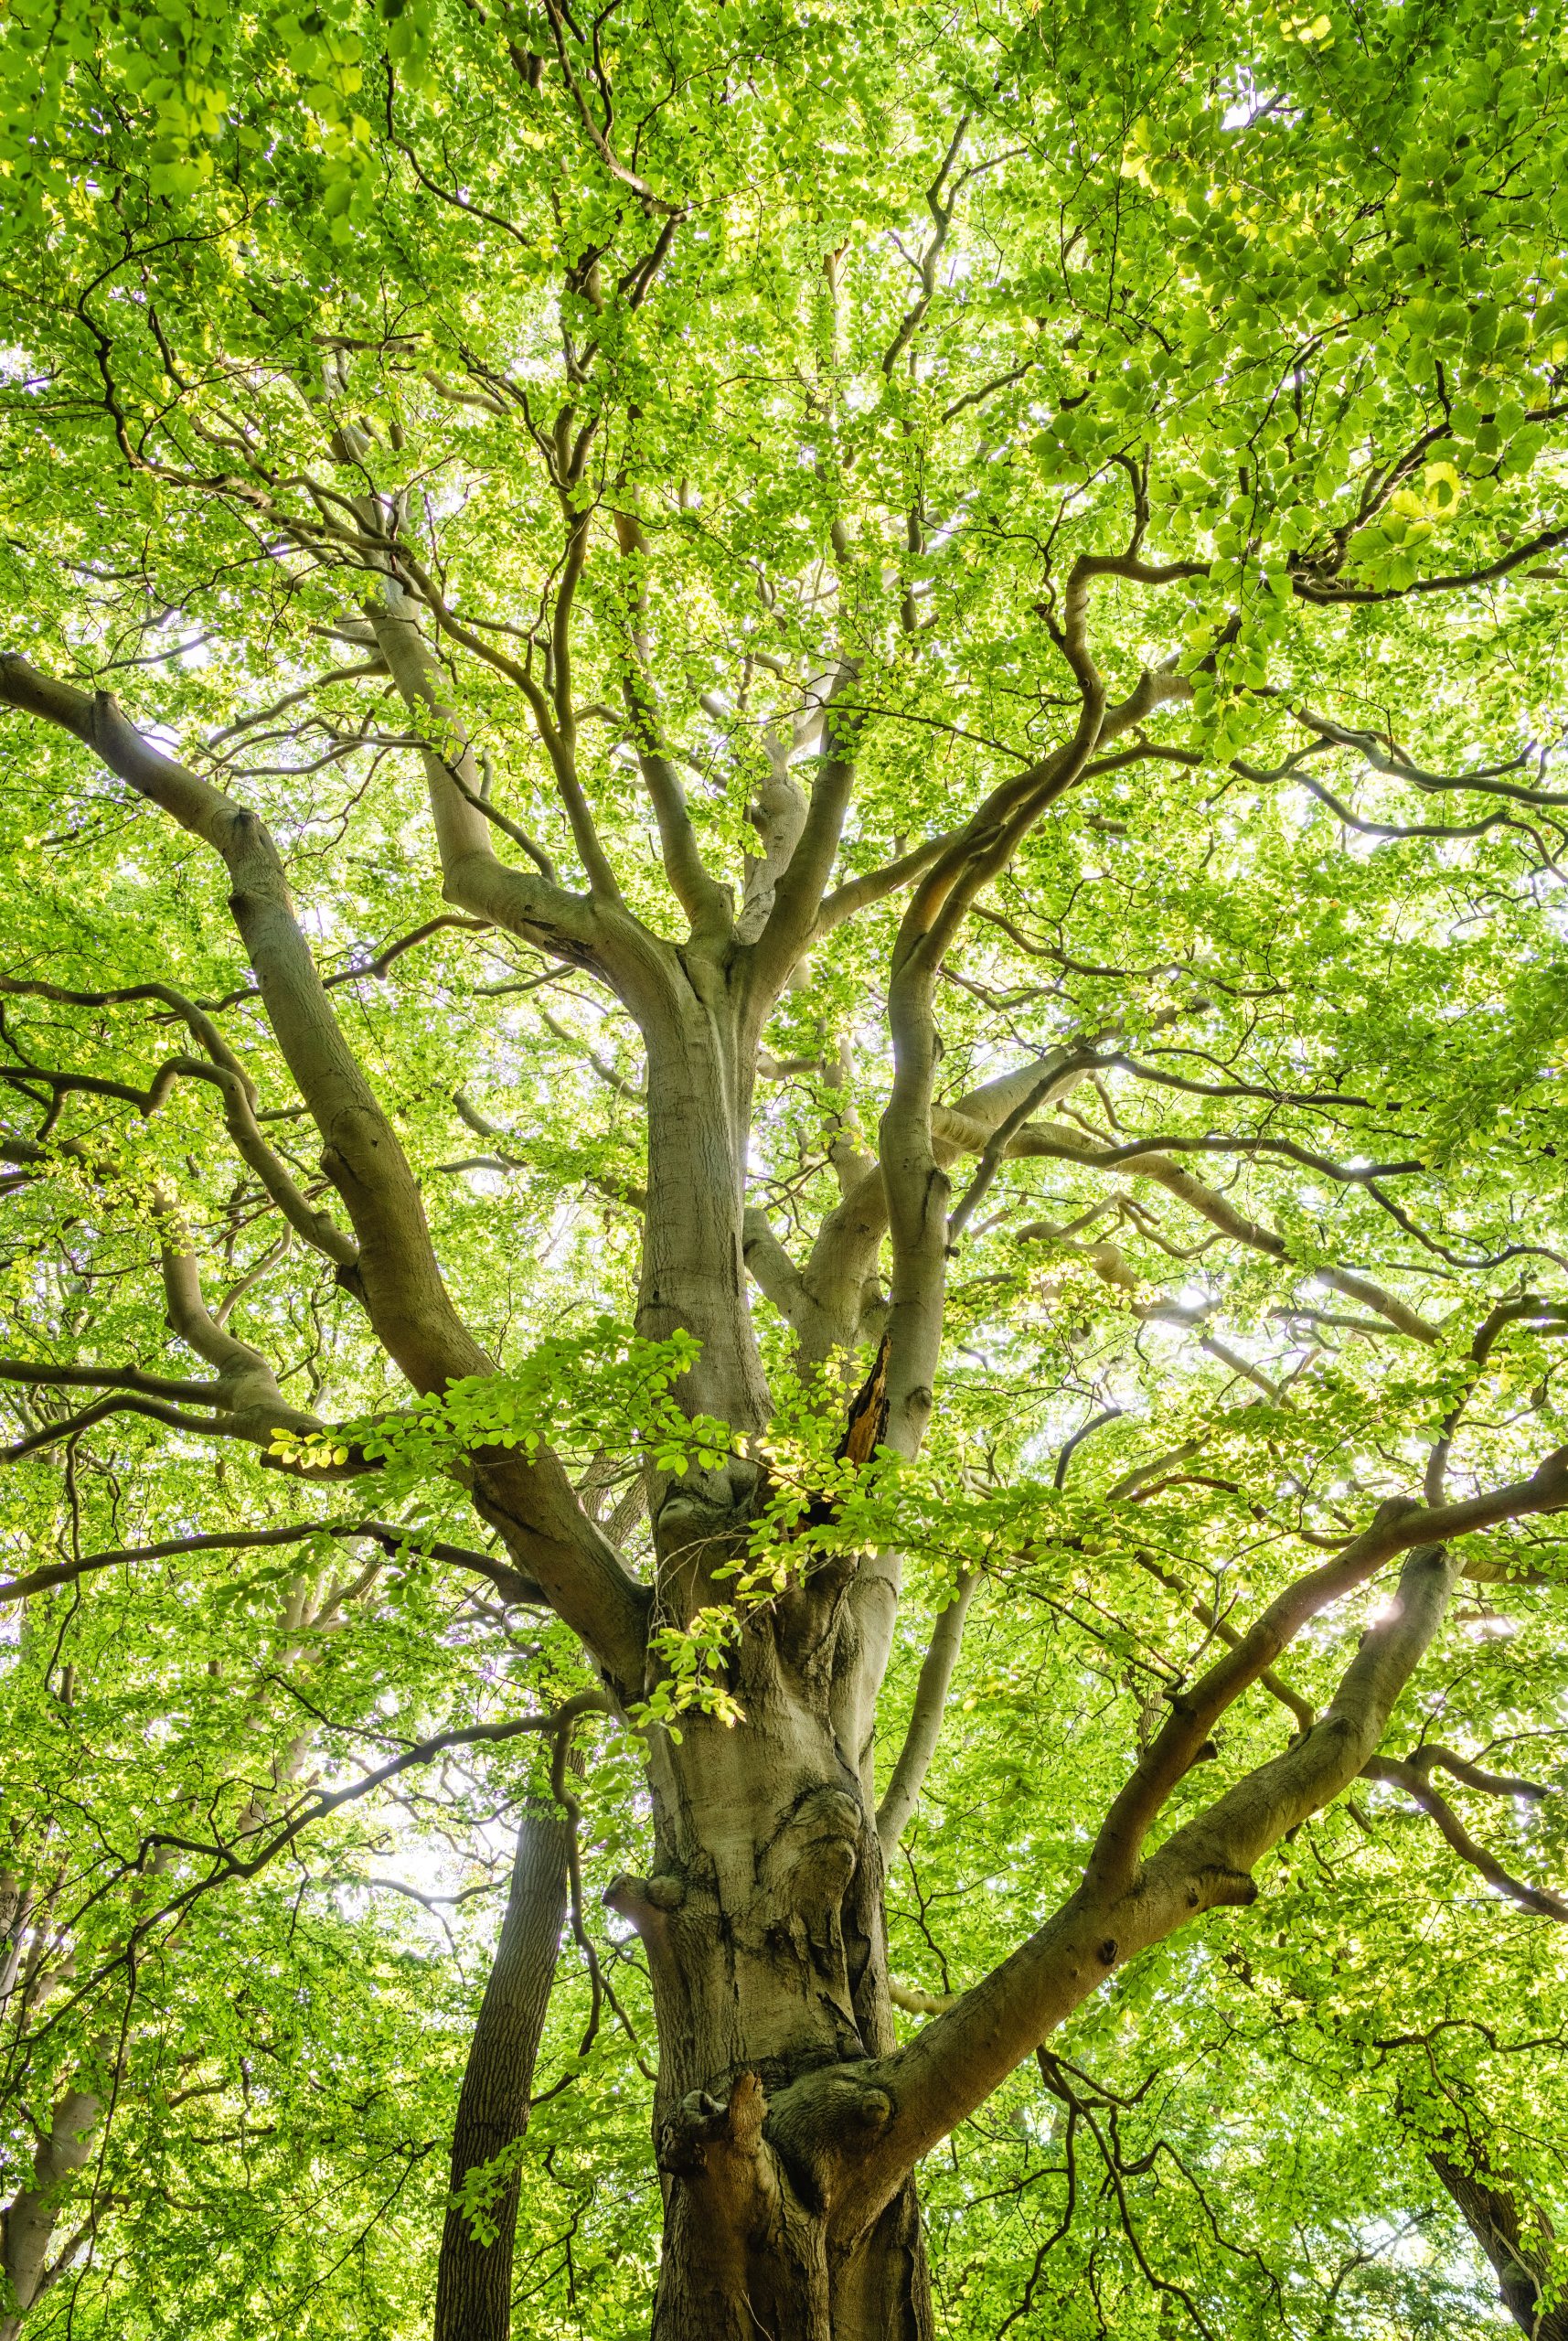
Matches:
[3,0,1568,2334]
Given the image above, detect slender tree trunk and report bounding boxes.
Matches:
[0,2086,100,2341]
[433,1805,570,2341]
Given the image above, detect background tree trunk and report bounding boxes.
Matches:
[0,2086,100,2341]
[1395,2070,1568,2341]
[433,1804,570,2341]
[1429,2143,1568,2340]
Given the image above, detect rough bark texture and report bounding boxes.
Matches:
[614,1589,937,2336]
[433,1805,571,2341]
[604,992,943,2332]
[595,1290,929,2341]
[1402,2086,1568,2341]
[1432,2148,1568,2341]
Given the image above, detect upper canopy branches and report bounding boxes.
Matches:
[0,0,1563,1506]
[4,0,1566,989]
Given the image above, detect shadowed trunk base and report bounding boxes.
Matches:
[652,2074,932,2341]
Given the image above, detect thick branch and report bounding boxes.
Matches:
[366,580,620,956]
[0,1356,218,1405]
[838,1536,1464,2221]
[0,653,650,1687]
[610,510,732,943]
[744,662,864,1004]
[814,831,954,937]
[877,574,1125,1453]
[816,1448,1568,2225]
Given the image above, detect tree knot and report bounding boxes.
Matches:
[657,2071,768,2184]
[763,2062,896,2210]
[1195,1865,1258,1910]
[603,1870,685,1929]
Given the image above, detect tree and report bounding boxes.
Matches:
[3,0,1568,2331]
[433,1800,570,2341]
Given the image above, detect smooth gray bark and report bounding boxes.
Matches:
[876,1573,976,1860]
[0,2087,100,2341]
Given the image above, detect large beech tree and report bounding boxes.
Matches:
[4,0,1568,2332]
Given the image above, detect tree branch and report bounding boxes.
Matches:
[610,509,733,943]
[876,1572,976,1856]
[745,661,865,1002]
[0,652,651,1690]
[0,1516,545,1609]
[1363,1756,1568,1921]
[819,1448,1568,2224]
[365,577,621,949]
[998,1118,1438,1344]
[0,976,358,1264]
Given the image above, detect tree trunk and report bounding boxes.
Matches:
[622,977,936,2333]
[652,2138,931,2341]
[0,2086,100,2341]
[1395,2070,1568,2341]
[609,1605,935,2341]
[433,1804,571,2341]
[1428,2144,1568,2340]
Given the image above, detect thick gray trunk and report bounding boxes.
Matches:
[652,2146,931,2341]
[433,1806,570,2341]
[620,968,939,2334]
[611,1608,933,2340]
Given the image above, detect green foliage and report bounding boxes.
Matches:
[4,0,1568,2329]
[268,1323,729,1482]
